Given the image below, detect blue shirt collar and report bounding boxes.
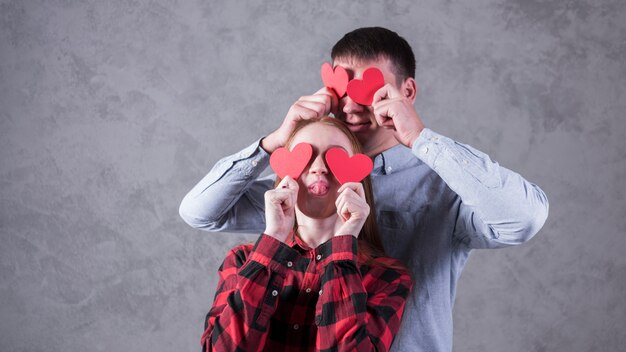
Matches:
[372,144,421,176]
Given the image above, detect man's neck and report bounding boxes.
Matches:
[363,137,400,158]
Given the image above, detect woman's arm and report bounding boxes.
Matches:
[314,236,413,351]
[201,234,299,351]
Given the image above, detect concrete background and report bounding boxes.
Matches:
[1,0,624,351]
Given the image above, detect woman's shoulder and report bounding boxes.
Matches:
[221,242,255,269]
[359,255,412,282]
[358,256,413,296]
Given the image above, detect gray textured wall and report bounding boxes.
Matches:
[1,0,624,351]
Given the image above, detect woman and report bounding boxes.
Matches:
[201,117,412,351]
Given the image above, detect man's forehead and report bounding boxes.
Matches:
[331,56,396,82]
[332,55,389,67]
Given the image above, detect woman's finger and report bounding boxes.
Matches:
[336,190,369,223]
[267,189,291,205]
[277,175,299,190]
[337,182,366,199]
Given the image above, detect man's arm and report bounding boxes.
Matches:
[412,128,549,249]
[372,84,549,249]
[179,88,337,233]
[178,139,272,233]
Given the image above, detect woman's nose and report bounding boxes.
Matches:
[308,154,328,175]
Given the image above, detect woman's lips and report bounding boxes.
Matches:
[308,181,330,196]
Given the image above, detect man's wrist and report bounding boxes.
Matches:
[260,132,281,153]
[407,126,425,148]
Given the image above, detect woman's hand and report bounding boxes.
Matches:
[334,182,370,238]
[264,176,299,242]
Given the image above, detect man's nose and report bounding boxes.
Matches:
[342,95,365,114]
[308,154,328,175]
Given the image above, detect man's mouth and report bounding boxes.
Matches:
[345,121,371,132]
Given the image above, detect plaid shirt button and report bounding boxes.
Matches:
[316,254,322,260]
[203,237,411,350]
[287,261,293,268]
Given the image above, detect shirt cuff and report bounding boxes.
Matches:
[316,235,358,265]
[412,128,503,189]
[234,138,271,177]
[249,234,300,275]
[411,128,445,167]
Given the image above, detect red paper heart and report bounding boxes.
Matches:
[269,143,313,180]
[321,63,349,98]
[325,148,373,185]
[346,67,385,106]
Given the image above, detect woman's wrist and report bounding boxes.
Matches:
[263,229,290,243]
[335,223,362,238]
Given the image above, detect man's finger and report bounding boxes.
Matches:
[294,99,330,117]
[294,101,325,115]
[302,90,334,103]
[373,102,396,129]
[320,87,339,115]
[291,104,321,120]
[372,83,398,105]
[314,86,332,95]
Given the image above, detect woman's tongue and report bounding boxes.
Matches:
[308,181,329,196]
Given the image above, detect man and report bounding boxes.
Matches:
[180,27,549,351]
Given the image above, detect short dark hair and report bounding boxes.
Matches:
[331,27,416,84]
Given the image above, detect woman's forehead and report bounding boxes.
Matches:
[291,123,352,150]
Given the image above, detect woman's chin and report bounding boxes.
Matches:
[308,189,329,198]
[298,202,336,219]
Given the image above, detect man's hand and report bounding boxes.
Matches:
[372,84,425,148]
[261,88,338,153]
[334,182,370,238]
[264,176,299,242]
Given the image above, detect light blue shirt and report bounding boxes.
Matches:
[179,128,549,352]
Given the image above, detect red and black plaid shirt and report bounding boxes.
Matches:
[201,233,412,351]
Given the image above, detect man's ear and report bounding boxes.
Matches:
[402,77,418,103]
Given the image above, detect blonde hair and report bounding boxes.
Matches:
[274,117,390,265]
